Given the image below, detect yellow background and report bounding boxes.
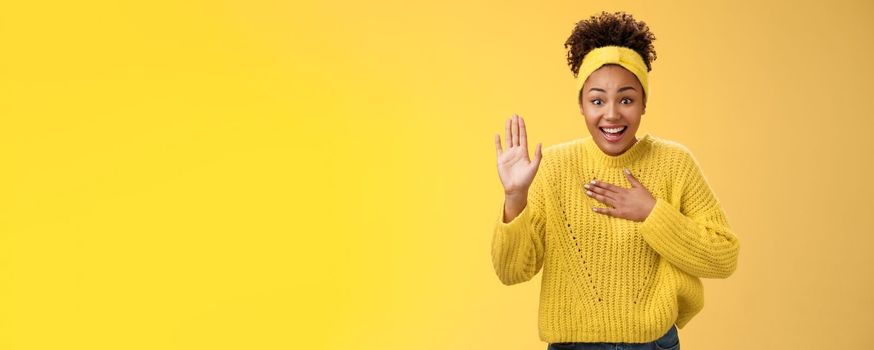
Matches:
[1,0,872,349]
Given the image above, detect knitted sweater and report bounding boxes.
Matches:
[491,133,740,344]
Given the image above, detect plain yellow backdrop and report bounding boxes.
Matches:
[1,0,872,349]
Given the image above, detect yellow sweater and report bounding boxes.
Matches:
[491,133,740,344]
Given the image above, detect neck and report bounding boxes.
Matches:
[582,133,652,168]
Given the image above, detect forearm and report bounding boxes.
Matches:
[493,192,546,286]
[639,198,740,279]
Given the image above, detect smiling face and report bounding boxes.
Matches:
[578,64,647,156]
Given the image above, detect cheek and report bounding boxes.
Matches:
[581,107,595,119]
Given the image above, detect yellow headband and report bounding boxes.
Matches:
[576,45,649,100]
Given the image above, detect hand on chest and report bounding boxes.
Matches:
[561,166,669,223]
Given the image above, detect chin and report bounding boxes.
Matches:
[593,133,636,156]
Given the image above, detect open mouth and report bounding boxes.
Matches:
[599,126,627,143]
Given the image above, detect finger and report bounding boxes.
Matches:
[512,114,520,147]
[506,118,513,148]
[589,179,622,193]
[584,183,618,201]
[624,168,641,188]
[519,115,528,151]
[532,142,542,167]
[585,190,616,207]
[592,206,615,217]
[495,133,503,157]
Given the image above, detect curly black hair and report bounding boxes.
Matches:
[564,11,657,79]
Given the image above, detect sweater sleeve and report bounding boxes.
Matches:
[638,150,740,279]
[491,164,549,286]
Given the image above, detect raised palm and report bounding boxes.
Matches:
[495,114,542,196]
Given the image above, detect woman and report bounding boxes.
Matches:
[492,11,740,350]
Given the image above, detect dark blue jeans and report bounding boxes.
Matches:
[546,324,679,350]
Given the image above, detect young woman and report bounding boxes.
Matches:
[492,11,740,350]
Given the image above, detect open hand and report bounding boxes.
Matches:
[495,113,542,197]
[584,168,655,222]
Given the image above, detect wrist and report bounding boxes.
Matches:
[502,191,528,223]
[504,188,528,199]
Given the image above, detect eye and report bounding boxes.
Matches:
[621,97,633,104]
[590,99,603,106]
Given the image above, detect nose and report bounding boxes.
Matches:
[604,104,620,121]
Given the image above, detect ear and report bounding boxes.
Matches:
[578,89,587,115]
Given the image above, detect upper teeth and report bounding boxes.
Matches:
[602,126,626,134]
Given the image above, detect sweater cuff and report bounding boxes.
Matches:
[639,197,693,253]
[496,200,534,234]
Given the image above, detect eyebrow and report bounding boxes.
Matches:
[588,86,637,93]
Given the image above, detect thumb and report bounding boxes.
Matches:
[624,168,640,187]
[531,143,543,167]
